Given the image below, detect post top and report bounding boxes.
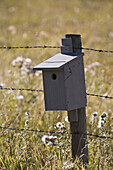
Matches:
[33,53,83,71]
[65,34,81,37]
[61,34,82,54]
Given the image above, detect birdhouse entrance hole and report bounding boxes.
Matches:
[51,73,57,80]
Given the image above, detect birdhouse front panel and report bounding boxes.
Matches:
[42,68,66,110]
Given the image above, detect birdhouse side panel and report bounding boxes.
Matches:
[64,54,87,110]
[42,69,66,110]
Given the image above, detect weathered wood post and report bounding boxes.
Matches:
[61,34,88,165]
[33,34,88,165]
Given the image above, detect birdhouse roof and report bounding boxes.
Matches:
[33,53,83,70]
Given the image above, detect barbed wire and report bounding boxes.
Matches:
[81,47,113,53]
[0,87,43,92]
[0,87,113,100]
[86,93,113,99]
[0,45,113,53]
[0,45,61,49]
[0,126,112,139]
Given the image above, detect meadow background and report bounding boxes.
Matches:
[0,0,113,169]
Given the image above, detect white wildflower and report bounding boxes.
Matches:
[65,116,69,122]
[54,122,66,131]
[74,7,80,13]
[98,116,105,128]
[101,69,105,73]
[97,112,108,128]
[90,112,98,122]
[62,149,64,154]
[101,112,108,119]
[11,55,37,76]
[24,58,32,67]
[92,112,98,117]
[35,71,41,77]
[85,62,101,75]
[85,68,88,72]
[12,56,24,67]
[12,59,17,67]
[17,95,24,102]
[102,132,106,137]
[87,62,101,69]
[108,31,113,38]
[42,135,49,144]
[39,31,48,38]
[49,136,57,144]
[25,120,29,127]
[8,70,11,74]
[21,66,34,75]
[8,25,16,35]
[90,70,96,76]
[64,161,68,165]
[0,83,4,88]
[35,72,39,76]
[92,62,101,67]
[16,56,24,63]
[23,33,27,38]
[62,161,68,170]
[98,119,102,128]
[8,6,16,13]
[25,112,30,116]
[55,122,62,128]
[16,56,24,67]
[62,162,74,169]
[22,146,26,150]
[68,163,74,169]
[21,66,29,75]
[42,135,57,146]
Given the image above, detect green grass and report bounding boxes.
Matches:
[0,0,113,169]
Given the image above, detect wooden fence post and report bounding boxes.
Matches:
[33,33,88,166]
[65,34,88,165]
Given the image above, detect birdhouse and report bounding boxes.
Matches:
[33,52,87,111]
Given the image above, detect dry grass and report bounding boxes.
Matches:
[0,0,113,169]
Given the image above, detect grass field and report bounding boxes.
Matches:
[0,0,113,169]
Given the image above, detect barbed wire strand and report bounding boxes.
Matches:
[86,93,113,99]
[0,87,43,92]
[0,45,113,53]
[0,87,113,100]
[81,47,113,53]
[0,126,112,139]
[0,45,61,49]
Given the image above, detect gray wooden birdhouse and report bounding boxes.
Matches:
[33,35,87,111]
